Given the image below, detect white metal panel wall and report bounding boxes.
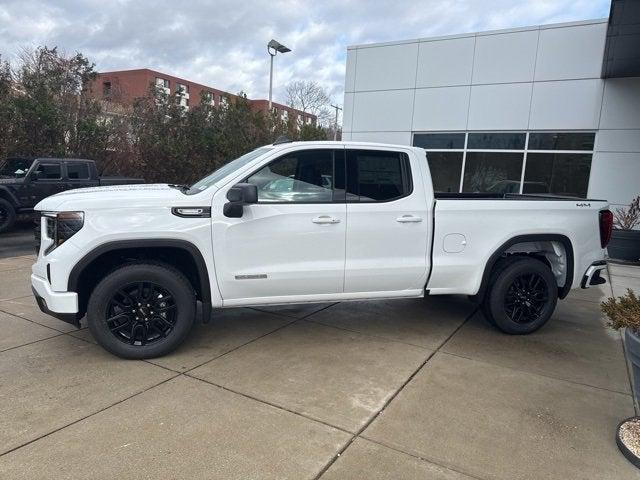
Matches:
[468,83,532,130]
[535,23,608,81]
[351,89,414,132]
[342,19,639,206]
[353,43,418,91]
[472,29,538,84]
[416,36,475,87]
[345,19,610,139]
[600,77,640,129]
[413,86,470,131]
[529,79,604,130]
[590,77,640,207]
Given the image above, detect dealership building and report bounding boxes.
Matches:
[342,3,640,207]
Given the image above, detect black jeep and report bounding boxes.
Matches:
[0,157,142,233]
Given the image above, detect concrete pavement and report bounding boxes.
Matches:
[0,254,638,479]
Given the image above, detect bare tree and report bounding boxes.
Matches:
[285,80,332,125]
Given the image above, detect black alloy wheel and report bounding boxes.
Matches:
[106,282,177,346]
[483,257,558,335]
[504,272,549,324]
[87,262,196,359]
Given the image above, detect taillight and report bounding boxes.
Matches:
[599,210,613,249]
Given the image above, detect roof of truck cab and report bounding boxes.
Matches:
[270,140,421,151]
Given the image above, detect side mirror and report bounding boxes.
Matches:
[224,183,258,218]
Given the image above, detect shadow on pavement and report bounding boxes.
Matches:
[0,219,35,259]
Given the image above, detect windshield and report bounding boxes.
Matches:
[188,147,273,194]
[0,158,34,178]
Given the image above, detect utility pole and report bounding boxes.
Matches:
[330,104,342,141]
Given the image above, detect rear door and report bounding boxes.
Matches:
[344,148,430,293]
[64,161,99,190]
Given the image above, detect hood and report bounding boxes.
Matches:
[35,183,208,211]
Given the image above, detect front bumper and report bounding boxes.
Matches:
[580,261,607,289]
[31,274,81,326]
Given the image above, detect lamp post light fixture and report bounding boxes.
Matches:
[267,39,291,111]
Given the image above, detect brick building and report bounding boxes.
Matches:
[89,68,316,125]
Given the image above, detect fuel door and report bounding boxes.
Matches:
[443,233,467,253]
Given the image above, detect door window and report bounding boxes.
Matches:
[66,163,90,180]
[247,149,335,203]
[346,150,411,202]
[35,163,62,179]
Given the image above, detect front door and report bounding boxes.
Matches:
[212,147,347,304]
[344,148,430,293]
[28,161,66,206]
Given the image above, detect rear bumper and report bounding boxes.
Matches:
[31,274,81,326]
[580,261,607,289]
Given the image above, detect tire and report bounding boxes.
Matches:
[482,257,557,335]
[87,262,196,359]
[0,199,16,234]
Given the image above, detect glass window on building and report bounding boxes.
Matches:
[155,77,169,89]
[413,133,465,193]
[523,153,592,197]
[462,152,524,193]
[467,132,526,150]
[414,131,595,197]
[528,132,595,151]
[413,133,465,149]
[426,152,463,193]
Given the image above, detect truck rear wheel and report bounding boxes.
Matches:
[87,262,196,359]
[482,257,557,334]
[0,199,16,233]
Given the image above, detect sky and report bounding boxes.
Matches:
[0,0,611,106]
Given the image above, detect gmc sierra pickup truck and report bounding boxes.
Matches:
[30,140,613,359]
[0,157,142,233]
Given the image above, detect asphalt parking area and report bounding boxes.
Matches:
[0,254,638,479]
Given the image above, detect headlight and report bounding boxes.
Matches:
[43,211,84,254]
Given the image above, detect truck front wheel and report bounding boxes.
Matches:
[482,257,557,334]
[0,199,16,233]
[87,263,196,359]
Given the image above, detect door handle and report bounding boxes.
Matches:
[396,215,422,223]
[312,215,341,224]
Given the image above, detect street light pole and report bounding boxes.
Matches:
[267,39,291,112]
[330,104,342,141]
[268,54,274,111]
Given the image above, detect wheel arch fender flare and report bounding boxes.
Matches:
[476,234,575,301]
[68,239,213,319]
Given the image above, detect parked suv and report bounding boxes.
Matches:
[30,141,612,359]
[0,157,142,232]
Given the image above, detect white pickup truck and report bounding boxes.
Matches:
[31,140,613,359]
